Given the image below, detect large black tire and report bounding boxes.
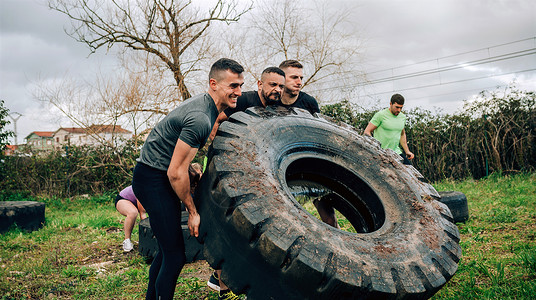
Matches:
[0,201,45,233]
[437,191,469,223]
[138,218,157,259]
[195,106,461,300]
[138,213,204,263]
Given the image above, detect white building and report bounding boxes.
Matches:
[53,125,132,150]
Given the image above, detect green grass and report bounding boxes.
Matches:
[0,194,218,299]
[432,172,536,299]
[1,172,535,299]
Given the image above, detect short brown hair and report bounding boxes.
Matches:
[209,58,244,81]
[390,94,405,105]
[279,60,303,70]
[189,163,203,191]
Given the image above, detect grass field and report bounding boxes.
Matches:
[432,172,536,299]
[1,172,535,299]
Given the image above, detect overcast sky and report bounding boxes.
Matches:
[1,0,535,144]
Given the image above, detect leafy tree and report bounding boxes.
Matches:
[0,100,14,152]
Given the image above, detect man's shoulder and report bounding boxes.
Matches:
[184,93,210,104]
[168,94,214,121]
[238,91,260,103]
[225,91,261,116]
[375,108,391,117]
[175,93,210,110]
[295,92,320,114]
[370,108,389,124]
[298,91,317,102]
[236,91,261,108]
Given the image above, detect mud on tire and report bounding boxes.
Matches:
[195,106,461,300]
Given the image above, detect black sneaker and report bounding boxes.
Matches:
[207,270,220,292]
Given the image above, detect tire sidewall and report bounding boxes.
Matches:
[197,107,460,299]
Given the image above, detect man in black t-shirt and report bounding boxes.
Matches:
[206,66,286,295]
[279,59,320,115]
[209,67,286,139]
[278,60,340,228]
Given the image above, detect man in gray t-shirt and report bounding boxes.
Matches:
[132,58,245,300]
[139,93,219,171]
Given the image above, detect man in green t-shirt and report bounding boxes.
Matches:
[364,94,414,165]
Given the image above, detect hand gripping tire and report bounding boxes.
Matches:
[195,106,461,300]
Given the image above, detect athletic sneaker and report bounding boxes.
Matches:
[123,238,133,252]
[218,289,241,300]
[207,270,220,291]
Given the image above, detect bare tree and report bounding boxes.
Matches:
[34,51,179,147]
[49,0,251,101]
[220,0,364,100]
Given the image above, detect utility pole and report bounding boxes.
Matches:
[8,112,22,145]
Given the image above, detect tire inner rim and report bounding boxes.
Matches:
[281,155,386,234]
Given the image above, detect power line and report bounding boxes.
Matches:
[321,84,508,109]
[405,85,507,102]
[355,49,535,87]
[314,49,536,93]
[348,68,536,97]
[365,36,536,76]
[315,36,536,87]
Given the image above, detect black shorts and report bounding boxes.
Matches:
[400,153,412,165]
[114,194,123,208]
[114,194,138,208]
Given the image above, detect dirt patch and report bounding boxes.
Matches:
[181,260,213,280]
[105,226,120,233]
[412,201,425,211]
[420,213,441,250]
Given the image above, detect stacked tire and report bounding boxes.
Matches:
[138,211,204,263]
[0,201,45,233]
[437,191,469,223]
[195,106,462,300]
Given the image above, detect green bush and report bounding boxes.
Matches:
[2,85,534,197]
[1,142,139,198]
[322,84,536,181]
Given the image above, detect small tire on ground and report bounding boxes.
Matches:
[437,191,469,223]
[196,106,462,300]
[0,201,46,233]
[138,215,204,263]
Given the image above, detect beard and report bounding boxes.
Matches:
[262,90,281,105]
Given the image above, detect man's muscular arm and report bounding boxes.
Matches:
[363,122,377,136]
[399,129,414,160]
[167,139,200,237]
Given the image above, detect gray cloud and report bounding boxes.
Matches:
[1,0,535,143]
